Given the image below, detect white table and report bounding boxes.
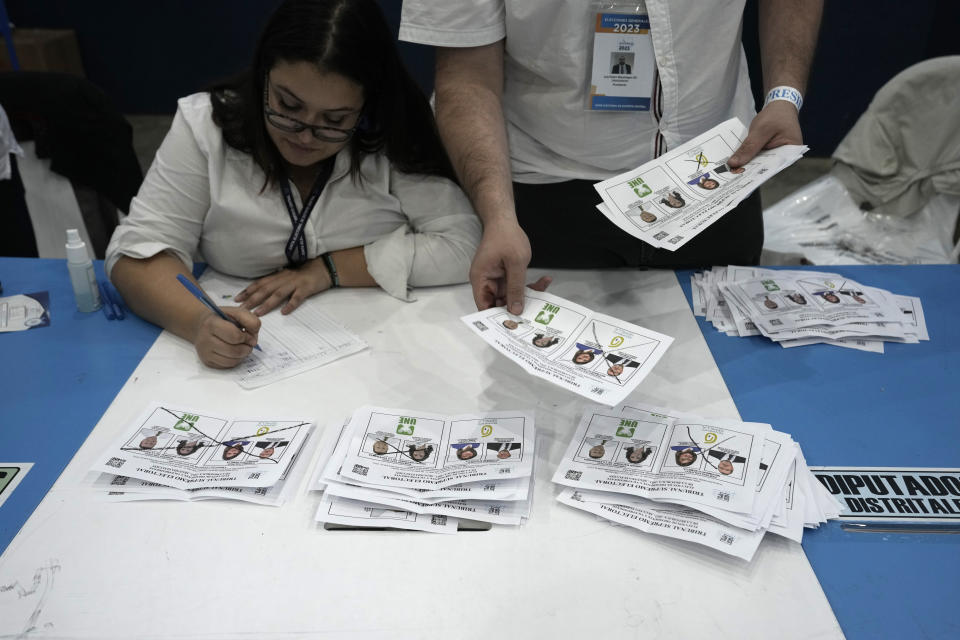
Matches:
[0,269,842,639]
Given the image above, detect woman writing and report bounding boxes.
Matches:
[107,0,480,368]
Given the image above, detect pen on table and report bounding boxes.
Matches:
[104,282,126,320]
[176,274,262,352]
[99,281,123,320]
[98,282,116,320]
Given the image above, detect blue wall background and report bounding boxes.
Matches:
[5,0,959,156]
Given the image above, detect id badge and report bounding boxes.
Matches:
[587,12,655,111]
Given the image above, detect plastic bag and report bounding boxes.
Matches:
[762,175,959,265]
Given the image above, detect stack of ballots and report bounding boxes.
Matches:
[552,403,841,561]
[314,406,536,533]
[90,402,315,506]
[592,118,807,253]
[691,266,929,352]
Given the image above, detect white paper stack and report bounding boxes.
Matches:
[313,406,536,533]
[552,403,841,561]
[691,266,929,353]
[91,401,315,506]
[593,118,807,252]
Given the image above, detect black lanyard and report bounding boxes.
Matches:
[279,158,334,267]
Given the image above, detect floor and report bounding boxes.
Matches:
[126,114,832,210]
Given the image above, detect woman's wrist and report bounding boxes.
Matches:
[320,252,340,288]
[186,306,217,345]
[301,255,334,291]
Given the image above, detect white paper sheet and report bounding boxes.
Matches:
[200,271,367,389]
[552,403,765,515]
[89,402,313,490]
[0,293,50,332]
[594,118,807,251]
[314,493,460,533]
[461,290,673,405]
[557,488,766,561]
[333,407,535,490]
[94,433,312,506]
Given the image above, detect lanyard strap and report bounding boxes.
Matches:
[279,158,335,267]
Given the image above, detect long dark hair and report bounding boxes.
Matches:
[210,0,454,188]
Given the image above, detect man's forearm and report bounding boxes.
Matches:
[758,0,823,93]
[434,43,517,227]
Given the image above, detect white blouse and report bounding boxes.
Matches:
[106,93,481,300]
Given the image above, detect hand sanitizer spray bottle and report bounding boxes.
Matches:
[65,228,102,312]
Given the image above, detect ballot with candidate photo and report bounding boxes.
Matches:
[462,290,673,406]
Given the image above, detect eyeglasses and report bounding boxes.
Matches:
[263,82,361,143]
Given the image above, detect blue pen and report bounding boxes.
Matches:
[98,282,116,320]
[176,274,263,352]
[103,282,125,320]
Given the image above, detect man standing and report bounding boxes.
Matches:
[400,0,822,313]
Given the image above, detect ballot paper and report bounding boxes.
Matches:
[648,426,798,532]
[893,294,929,342]
[199,271,367,389]
[594,118,807,251]
[312,420,530,503]
[314,407,537,533]
[99,476,287,505]
[691,267,929,351]
[552,403,766,515]
[462,290,673,406]
[90,402,314,491]
[332,407,535,490]
[767,459,807,542]
[695,265,845,335]
[323,482,529,526]
[0,292,50,332]
[94,439,310,506]
[312,419,462,534]
[557,488,767,562]
[322,473,529,505]
[719,274,903,333]
[553,404,841,560]
[315,492,460,534]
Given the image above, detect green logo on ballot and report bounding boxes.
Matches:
[173,414,199,431]
[535,303,560,325]
[616,419,637,438]
[396,417,416,436]
[628,176,653,199]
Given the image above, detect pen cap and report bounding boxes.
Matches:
[65,228,92,264]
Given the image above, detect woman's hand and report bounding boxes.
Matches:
[192,307,261,369]
[234,258,332,316]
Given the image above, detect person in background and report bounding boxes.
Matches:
[399,0,822,313]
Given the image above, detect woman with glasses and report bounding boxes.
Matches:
[106,0,480,369]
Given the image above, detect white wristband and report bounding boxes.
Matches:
[764,86,803,112]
